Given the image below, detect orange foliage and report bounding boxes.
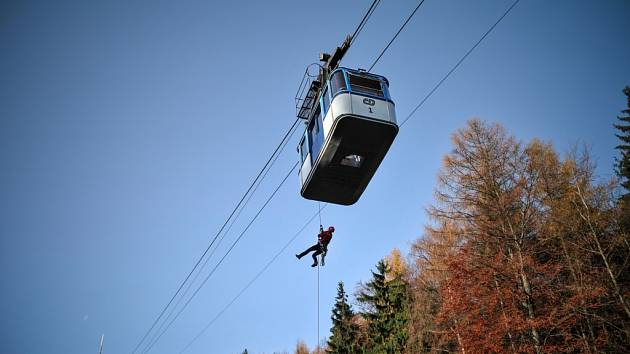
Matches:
[408,120,630,353]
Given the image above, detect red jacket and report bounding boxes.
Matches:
[318,230,333,244]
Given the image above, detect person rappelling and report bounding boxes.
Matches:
[296,225,335,267]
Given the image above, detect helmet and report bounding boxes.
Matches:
[328,226,335,232]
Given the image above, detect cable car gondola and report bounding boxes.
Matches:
[297,67,398,205]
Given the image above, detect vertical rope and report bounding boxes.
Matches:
[318,201,322,227]
[316,201,321,353]
[317,260,320,352]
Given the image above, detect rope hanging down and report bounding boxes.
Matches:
[316,201,322,352]
[317,254,320,352]
[318,201,322,227]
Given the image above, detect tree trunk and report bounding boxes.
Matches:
[513,241,542,354]
[494,277,517,354]
[575,183,630,320]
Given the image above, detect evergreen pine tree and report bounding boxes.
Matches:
[327,281,359,354]
[357,260,388,352]
[386,273,409,352]
[614,86,630,227]
[357,260,409,354]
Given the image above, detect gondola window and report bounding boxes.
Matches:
[348,73,384,98]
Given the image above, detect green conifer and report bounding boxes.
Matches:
[357,260,409,354]
[614,86,630,227]
[327,281,359,354]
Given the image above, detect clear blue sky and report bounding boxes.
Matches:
[1,1,629,353]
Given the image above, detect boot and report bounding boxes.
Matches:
[311,261,318,267]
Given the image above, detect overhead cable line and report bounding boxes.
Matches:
[140,121,302,352]
[400,0,521,127]
[368,0,428,72]
[130,118,300,354]
[349,0,382,48]
[179,205,328,353]
[142,122,299,352]
[143,162,299,353]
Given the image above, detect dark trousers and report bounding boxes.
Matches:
[297,243,328,263]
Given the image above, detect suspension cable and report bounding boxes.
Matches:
[143,162,299,353]
[400,0,521,127]
[349,0,382,48]
[141,120,301,351]
[131,118,300,354]
[368,0,428,72]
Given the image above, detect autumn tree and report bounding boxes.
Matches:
[295,340,309,354]
[427,120,550,352]
[327,282,359,354]
[385,248,407,280]
[311,344,326,354]
[407,222,463,353]
[406,119,630,353]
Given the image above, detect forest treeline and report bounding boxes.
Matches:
[282,87,630,354]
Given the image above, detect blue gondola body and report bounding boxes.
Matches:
[298,68,398,205]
